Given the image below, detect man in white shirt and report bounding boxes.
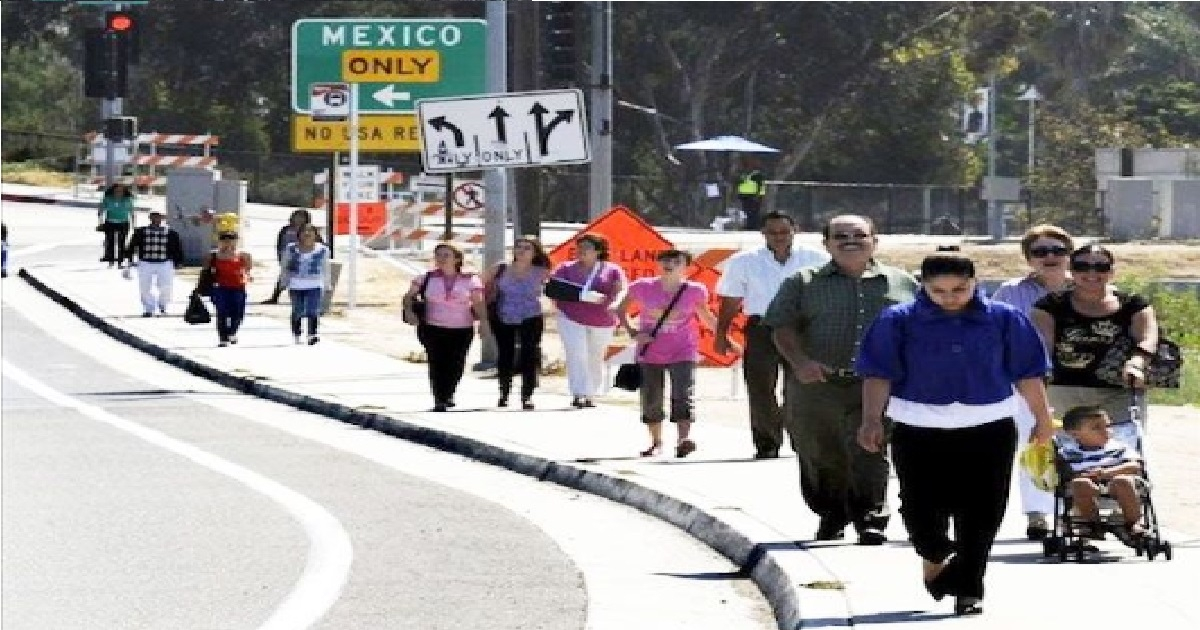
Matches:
[715,211,830,459]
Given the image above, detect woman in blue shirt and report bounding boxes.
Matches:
[856,254,1055,617]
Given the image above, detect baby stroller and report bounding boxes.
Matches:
[1041,391,1173,562]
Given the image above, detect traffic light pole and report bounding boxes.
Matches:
[103,28,122,189]
[587,1,613,220]
[478,0,509,367]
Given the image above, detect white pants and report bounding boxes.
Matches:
[1014,395,1054,516]
[137,261,175,313]
[557,314,614,397]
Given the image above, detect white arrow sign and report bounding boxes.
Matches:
[416,89,590,173]
[372,85,412,108]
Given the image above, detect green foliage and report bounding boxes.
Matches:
[1115,270,1200,406]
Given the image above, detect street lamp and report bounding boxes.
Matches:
[1017,85,1043,177]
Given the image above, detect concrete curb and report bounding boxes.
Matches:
[19,266,853,630]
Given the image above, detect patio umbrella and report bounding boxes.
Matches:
[674,136,780,227]
[673,135,780,153]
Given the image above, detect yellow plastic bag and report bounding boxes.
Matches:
[1020,440,1058,493]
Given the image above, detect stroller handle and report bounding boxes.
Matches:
[1128,388,1147,427]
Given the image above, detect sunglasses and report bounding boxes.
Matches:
[830,232,872,241]
[1029,245,1069,258]
[1070,261,1113,273]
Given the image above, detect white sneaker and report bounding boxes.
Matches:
[294,335,302,345]
[228,335,238,345]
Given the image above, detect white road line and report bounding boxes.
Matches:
[1,359,353,630]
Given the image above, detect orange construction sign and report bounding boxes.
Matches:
[550,206,744,367]
[334,202,387,236]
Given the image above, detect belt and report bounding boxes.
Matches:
[141,258,169,263]
[826,368,861,384]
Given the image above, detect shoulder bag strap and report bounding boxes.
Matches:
[639,283,689,357]
[419,271,432,300]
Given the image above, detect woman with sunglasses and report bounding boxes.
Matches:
[481,236,551,410]
[990,225,1074,541]
[1030,244,1159,426]
[206,231,254,347]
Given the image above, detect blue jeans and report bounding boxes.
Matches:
[210,286,247,341]
[289,288,322,336]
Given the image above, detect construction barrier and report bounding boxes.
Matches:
[78,132,220,194]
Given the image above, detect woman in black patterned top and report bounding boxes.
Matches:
[1030,244,1160,423]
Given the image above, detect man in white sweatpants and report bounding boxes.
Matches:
[124,210,184,317]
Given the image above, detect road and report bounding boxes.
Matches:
[0,202,774,630]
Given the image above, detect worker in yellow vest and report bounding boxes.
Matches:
[736,159,767,230]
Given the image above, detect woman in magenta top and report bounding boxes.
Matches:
[617,249,723,458]
[549,233,628,408]
[403,243,490,412]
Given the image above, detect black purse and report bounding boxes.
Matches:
[184,292,211,325]
[406,272,432,326]
[613,284,688,392]
[545,276,583,302]
[1096,334,1184,389]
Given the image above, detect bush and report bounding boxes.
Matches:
[1117,269,1200,406]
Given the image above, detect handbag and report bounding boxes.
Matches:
[1096,334,1184,389]
[195,253,217,297]
[184,292,212,325]
[613,284,689,392]
[405,272,432,326]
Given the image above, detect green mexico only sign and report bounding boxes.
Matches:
[291,18,486,115]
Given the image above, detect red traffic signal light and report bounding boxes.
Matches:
[105,11,135,33]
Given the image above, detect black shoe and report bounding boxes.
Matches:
[262,297,280,305]
[522,399,535,411]
[498,395,509,408]
[753,450,779,460]
[1026,525,1051,541]
[954,597,983,616]
[445,399,456,408]
[857,528,887,546]
[582,398,596,408]
[815,518,847,541]
[571,397,586,408]
[432,402,448,412]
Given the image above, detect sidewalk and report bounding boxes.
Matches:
[17,258,1200,629]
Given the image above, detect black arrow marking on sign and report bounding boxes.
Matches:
[530,103,576,156]
[428,116,465,148]
[488,106,510,143]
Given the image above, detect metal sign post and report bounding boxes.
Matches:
[348,83,359,309]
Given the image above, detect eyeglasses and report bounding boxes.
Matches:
[1029,245,1069,258]
[830,232,872,241]
[1070,261,1113,273]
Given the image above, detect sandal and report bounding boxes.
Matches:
[675,439,697,458]
[640,442,662,457]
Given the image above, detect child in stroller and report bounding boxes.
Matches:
[1060,405,1146,541]
[1044,399,1173,561]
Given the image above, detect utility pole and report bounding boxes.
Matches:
[986,73,1004,240]
[513,0,542,238]
[478,0,509,367]
[587,1,613,220]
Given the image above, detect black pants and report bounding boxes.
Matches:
[892,419,1017,600]
[491,315,543,399]
[739,195,762,230]
[785,378,891,532]
[102,221,130,263]
[743,317,786,456]
[418,324,474,404]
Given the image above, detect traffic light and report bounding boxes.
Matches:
[541,2,580,87]
[104,10,140,64]
[84,12,140,98]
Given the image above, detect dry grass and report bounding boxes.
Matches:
[1,164,75,187]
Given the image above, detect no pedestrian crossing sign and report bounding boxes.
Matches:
[291,18,486,115]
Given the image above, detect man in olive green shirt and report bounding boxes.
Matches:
[762,214,917,545]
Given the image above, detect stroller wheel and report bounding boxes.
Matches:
[1058,540,1069,562]
[1042,537,1061,558]
[1145,539,1159,561]
[1162,541,1173,561]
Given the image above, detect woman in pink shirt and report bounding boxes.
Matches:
[402,243,490,412]
[550,234,628,408]
[617,250,724,457]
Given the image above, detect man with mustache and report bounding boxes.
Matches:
[762,214,917,545]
